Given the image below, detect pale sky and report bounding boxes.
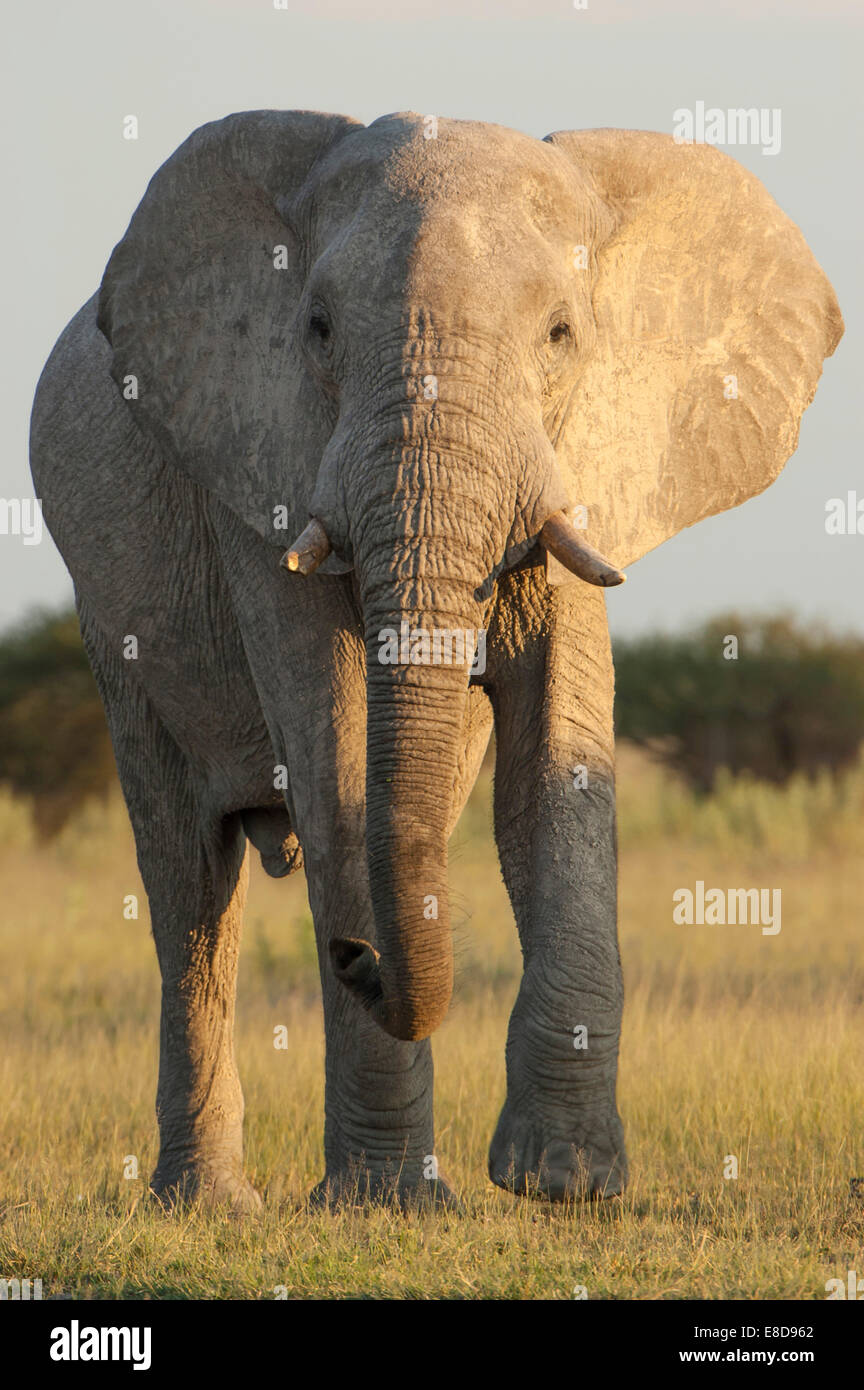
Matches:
[2,0,860,639]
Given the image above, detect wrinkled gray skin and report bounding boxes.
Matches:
[30,112,842,1209]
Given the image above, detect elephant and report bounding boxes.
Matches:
[30,111,842,1210]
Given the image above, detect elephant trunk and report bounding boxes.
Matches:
[326,536,483,1039]
[326,422,502,1040]
[318,361,568,1040]
[330,612,476,1041]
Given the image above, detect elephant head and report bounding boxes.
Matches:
[97,111,842,1042]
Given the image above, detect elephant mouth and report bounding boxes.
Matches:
[281,508,626,588]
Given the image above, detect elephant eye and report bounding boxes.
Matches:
[308,309,332,345]
[548,319,572,345]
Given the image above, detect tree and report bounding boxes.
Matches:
[0,608,115,835]
[613,614,864,791]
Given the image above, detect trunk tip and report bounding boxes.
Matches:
[329,936,449,1042]
[329,937,384,1007]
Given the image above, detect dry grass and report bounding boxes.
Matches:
[1,744,862,1299]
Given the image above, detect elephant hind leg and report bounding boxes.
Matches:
[78,603,261,1213]
[147,822,259,1215]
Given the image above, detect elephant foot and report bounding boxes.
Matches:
[489,1109,627,1202]
[309,1166,461,1212]
[150,1163,263,1215]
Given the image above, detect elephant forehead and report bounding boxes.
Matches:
[309,200,576,336]
[300,128,592,322]
[400,205,575,315]
[304,112,592,237]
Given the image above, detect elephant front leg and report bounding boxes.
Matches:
[288,641,491,1209]
[486,570,627,1200]
[309,855,439,1207]
[296,698,491,1208]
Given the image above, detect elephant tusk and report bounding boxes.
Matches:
[281,517,332,576]
[540,510,626,587]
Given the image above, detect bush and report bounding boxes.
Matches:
[0,608,115,836]
[613,614,864,791]
[3,606,862,837]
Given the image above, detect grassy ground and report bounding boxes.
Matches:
[1,744,862,1299]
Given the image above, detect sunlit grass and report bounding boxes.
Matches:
[1,746,862,1298]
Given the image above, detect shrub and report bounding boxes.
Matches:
[0,608,114,836]
[613,614,864,791]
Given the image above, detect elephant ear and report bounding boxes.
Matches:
[544,128,843,571]
[97,109,362,567]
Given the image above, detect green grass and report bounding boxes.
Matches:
[1,745,863,1299]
